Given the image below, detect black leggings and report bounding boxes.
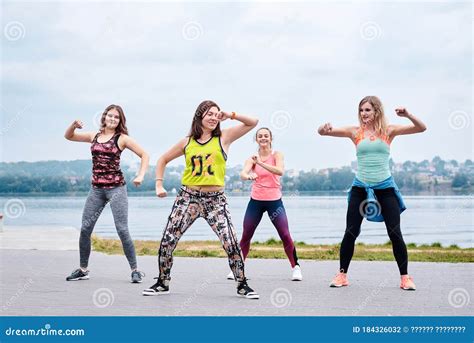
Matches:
[340,186,408,275]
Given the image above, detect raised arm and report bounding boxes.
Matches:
[388,107,427,142]
[240,158,257,181]
[155,137,188,197]
[254,151,284,176]
[64,120,95,143]
[119,135,150,187]
[220,111,259,148]
[317,123,358,140]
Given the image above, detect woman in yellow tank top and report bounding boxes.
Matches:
[143,100,260,299]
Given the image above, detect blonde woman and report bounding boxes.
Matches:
[318,96,426,291]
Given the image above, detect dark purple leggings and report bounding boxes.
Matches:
[240,198,299,267]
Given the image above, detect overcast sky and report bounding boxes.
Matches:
[1,0,472,171]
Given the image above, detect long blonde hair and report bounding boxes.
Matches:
[358,96,387,137]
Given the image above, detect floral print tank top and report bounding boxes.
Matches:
[90,133,125,188]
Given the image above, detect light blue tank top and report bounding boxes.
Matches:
[355,130,391,183]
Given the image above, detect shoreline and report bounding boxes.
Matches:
[92,236,474,263]
[0,191,472,197]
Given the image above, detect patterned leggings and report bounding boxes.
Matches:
[158,187,246,282]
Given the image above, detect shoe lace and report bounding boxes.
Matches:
[150,276,166,287]
[73,268,86,275]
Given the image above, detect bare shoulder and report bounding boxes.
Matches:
[172,137,190,152]
[180,136,190,147]
[85,131,99,142]
[173,137,190,157]
[115,133,128,150]
[245,156,254,163]
[346,126,360,141]
[349,125,360,135]
[273,150,284,158]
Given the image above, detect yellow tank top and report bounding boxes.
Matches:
[181,136,227,186]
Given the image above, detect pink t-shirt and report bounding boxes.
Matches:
[250,152,282,201]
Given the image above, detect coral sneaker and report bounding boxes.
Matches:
[400,275,416,291]
[330,272,349,287]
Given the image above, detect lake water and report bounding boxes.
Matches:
[0,195,472,248]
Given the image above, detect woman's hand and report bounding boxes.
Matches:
[317,122,333,135]
[217,111,231,122]
[65,119,93,142]
[156,185,167,198]
[247,172,258,181]
[395,107,410,118]
[72,120,84,129]
[133,175,144,187]
[251,155,262,164]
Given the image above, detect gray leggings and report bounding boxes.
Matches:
[79,185,137,270]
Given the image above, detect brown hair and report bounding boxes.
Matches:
[100,104,129,135]
[358,96,387,137]
[188,100,221,140]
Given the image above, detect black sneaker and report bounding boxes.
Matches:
[142,277,170,296]
[66,268,89,281]
[131,270,145,283]
[237,279,259,299]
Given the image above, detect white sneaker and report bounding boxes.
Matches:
[226,271,234,280]
[291,265,303,281]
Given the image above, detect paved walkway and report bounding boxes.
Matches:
[0,227,472,316]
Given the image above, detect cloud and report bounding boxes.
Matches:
[1,1,471,169]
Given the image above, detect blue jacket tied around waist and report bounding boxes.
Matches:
[347,176,406,222]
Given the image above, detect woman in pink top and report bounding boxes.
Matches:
[227,127,302,281]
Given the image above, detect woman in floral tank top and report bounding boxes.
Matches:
[64,104,149,284]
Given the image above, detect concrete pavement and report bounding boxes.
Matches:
[0,227,472,316]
